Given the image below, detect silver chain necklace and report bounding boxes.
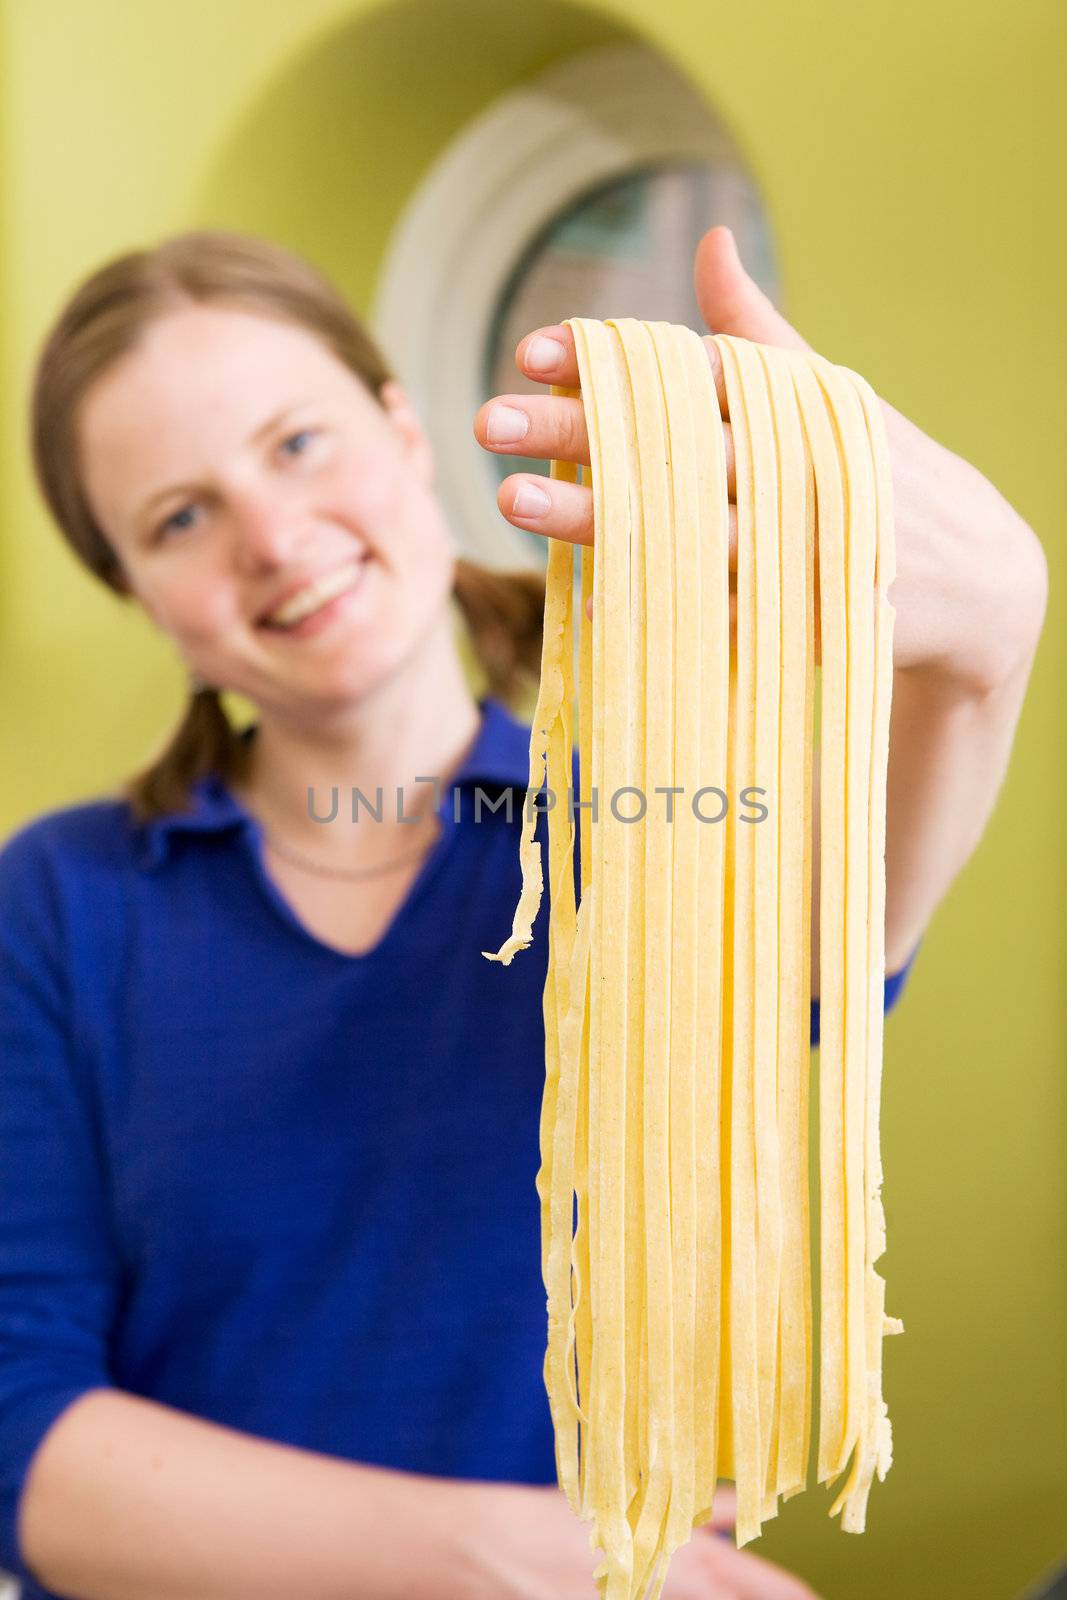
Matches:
[262,815,442,881]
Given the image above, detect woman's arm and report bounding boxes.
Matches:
[22,1394,819,1600]
[769,267,1048,985]
[814,631,1045,991]
[882,641,1043,979]
[0,833,464,1600]
[858,381,1049,982]
[474,228,1050,991]
[19,1388,474,1600]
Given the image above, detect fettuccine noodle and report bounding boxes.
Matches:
[483,318,902,1599]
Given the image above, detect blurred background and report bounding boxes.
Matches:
[0,2,1064,1596]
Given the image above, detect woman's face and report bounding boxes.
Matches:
[78,303,456,720]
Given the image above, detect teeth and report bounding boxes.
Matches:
[266,559,365,627]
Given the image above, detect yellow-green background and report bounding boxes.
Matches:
[1,2,1063,1595]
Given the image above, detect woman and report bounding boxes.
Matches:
[0,227,1045,1600]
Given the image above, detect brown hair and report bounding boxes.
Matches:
[29,229,547,822]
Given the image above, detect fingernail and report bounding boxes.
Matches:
[524,335,566,373]
[512,481,551,518]
[487,404,530,445]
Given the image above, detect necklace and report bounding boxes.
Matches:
[263,815,442,881]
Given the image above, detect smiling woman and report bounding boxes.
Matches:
[0,226,938,1600]
[29,230,548,824]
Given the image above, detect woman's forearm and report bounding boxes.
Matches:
[880,637,1043,973]
[19,1387,472,1600]
[810,623,1045,994]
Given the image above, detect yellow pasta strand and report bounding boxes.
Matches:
[483,318,899,1598]
[684,325,730,1535]
[533,433,580,1501]
[757,344,816,1505]
[788,356,852,1486]
[715,335,763,1548]
[579,318,637,1595]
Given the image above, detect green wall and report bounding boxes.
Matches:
[1,2,1063,1596]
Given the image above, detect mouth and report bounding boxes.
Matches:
[257,556,371,635]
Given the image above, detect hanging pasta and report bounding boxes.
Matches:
[483,318,901,1600]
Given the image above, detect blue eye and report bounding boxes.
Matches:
[158,504,197,539]
[281,429,317,457]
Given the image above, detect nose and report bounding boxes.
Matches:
[229,483,307,572]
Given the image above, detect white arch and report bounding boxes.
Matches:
[372,42,751,571]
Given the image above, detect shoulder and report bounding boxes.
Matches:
[0,795,139,918]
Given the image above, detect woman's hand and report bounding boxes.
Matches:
[473,307,737,631]
[473,306,735,580]
[451,1479,822,1600]
[473,226,1048,692]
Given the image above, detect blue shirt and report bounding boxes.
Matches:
[0,695,918,1593]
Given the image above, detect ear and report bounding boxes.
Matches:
[378,379,436,487]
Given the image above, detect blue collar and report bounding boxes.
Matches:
[135,695,534,872]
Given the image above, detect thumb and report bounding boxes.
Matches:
[694,226,812,353]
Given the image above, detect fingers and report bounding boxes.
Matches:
[703,1537,822,1600]
[515,325,581,387]
[706,1482,738,1533]
[501,472,594,546]
[514,323,730,416]
[663,1520,821,1600]
[479,399,735,498]
[476,392,591,465]
[696,335,728,414]
[501,474,738,565]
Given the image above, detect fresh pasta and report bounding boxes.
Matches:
[483,318,902,1600]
